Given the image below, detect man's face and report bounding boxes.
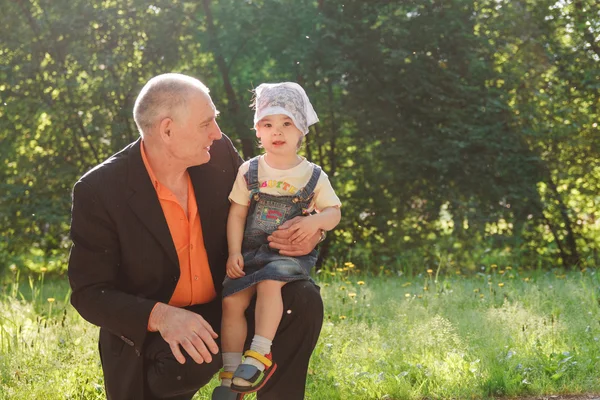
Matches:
[170,90,222,167]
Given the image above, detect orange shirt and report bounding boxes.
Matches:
[141,142,216,307]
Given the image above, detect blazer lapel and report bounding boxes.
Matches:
[189,163,218,242]
[126,140,179,267]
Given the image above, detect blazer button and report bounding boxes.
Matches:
[171,275,178,283]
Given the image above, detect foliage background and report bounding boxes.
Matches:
[1,0,599,274]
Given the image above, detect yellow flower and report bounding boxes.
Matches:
[423,286,429,291]
[479,294,484,298]
[340,286,346,291]
[473,288,480,293]
[348,292,357,298]
[417,294,423,298]
[47,298,55,303]
[40,267,48,273]
[404,293,411,298]
[524,277,530,282]
[339,315,347,320]
[9,264,17,272]
[506,266,512,270]
[324,283,330,287]
[357,281,365,285]
[368,348,373,353]
[329,272,336,276]
[336,268,344,272]
[455,270,461,275]
[499,270,505,274]
[498,283,504,287]
[344,262,355,268]
[427,269,433,274]
[491,264,498,269]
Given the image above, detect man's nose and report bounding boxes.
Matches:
[211,121,223,140]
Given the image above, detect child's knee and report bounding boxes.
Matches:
[223,293,250,313]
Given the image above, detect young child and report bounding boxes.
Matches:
[211,82,341,399]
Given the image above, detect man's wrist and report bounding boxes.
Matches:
[318,230,327,243]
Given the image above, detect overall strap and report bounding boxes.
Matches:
[245,156,261,195]
[295,164,322,200]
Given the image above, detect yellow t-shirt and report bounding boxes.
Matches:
[229,155,341,213]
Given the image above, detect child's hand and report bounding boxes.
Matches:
[226,253,245,279]
[289,216,320,244]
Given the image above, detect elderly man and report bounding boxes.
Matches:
[68,73,324,400]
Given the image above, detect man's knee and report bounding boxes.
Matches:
[146,353,221,398]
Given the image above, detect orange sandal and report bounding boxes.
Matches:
[230,350,278,394]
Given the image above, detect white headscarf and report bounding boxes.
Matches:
[253,82,319,135]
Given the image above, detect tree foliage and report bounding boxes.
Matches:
[1,0,598,272]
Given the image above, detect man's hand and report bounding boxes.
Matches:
[226,253,245,279]
[268,216,321,256]
[148,303,219,365]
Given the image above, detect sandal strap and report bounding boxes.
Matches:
[219,371,234,380]
[244,350,273,368]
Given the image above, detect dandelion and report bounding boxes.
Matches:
[473,288,480,293]
[340,286,346,291]
[357,281,365,285]
[344,262,355,268]
[524,277,530,282]
[339,315,347,320]
[499,270,505,274]
[417,294,423,299]
[423,286,429,291]
[336,268,344,272]
[47,298,55,303]
[368,348,373,353]
[455,270,461,275]
[480,294,485,299]
[405,293,411,298]
[498,283,505,287]
[491,264,497,269]
[329,272,336,276]
[427,269,433,274]
[40,267,48,273]
[9,264,17,272]
[506,266,512,270]
[348,292,357,299]
[324,283,330,287]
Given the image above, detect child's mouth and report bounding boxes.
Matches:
[272,141,286,146]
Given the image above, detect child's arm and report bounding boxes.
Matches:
[289,206,341,244]
[226,202,249,279]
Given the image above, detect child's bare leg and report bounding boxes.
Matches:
[233,280,286,388]
[220,287,256,387]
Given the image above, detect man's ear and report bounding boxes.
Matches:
[158,118,173,142]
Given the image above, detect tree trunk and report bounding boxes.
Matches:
[201,0,255,158]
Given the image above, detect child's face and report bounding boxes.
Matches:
[256,114,303,156]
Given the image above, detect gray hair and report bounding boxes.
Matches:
[133,73,210,136]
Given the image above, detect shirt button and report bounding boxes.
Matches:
[190,244,194,250]
[194,276,198,280]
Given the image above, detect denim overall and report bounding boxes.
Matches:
[222,157,321,297]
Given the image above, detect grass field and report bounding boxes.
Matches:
[0,265,599,399]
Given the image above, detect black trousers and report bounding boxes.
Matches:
[145,280,324,400]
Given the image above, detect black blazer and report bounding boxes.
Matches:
[68,135,242,399]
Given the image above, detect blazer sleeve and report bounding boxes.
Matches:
[68,179,156,352]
